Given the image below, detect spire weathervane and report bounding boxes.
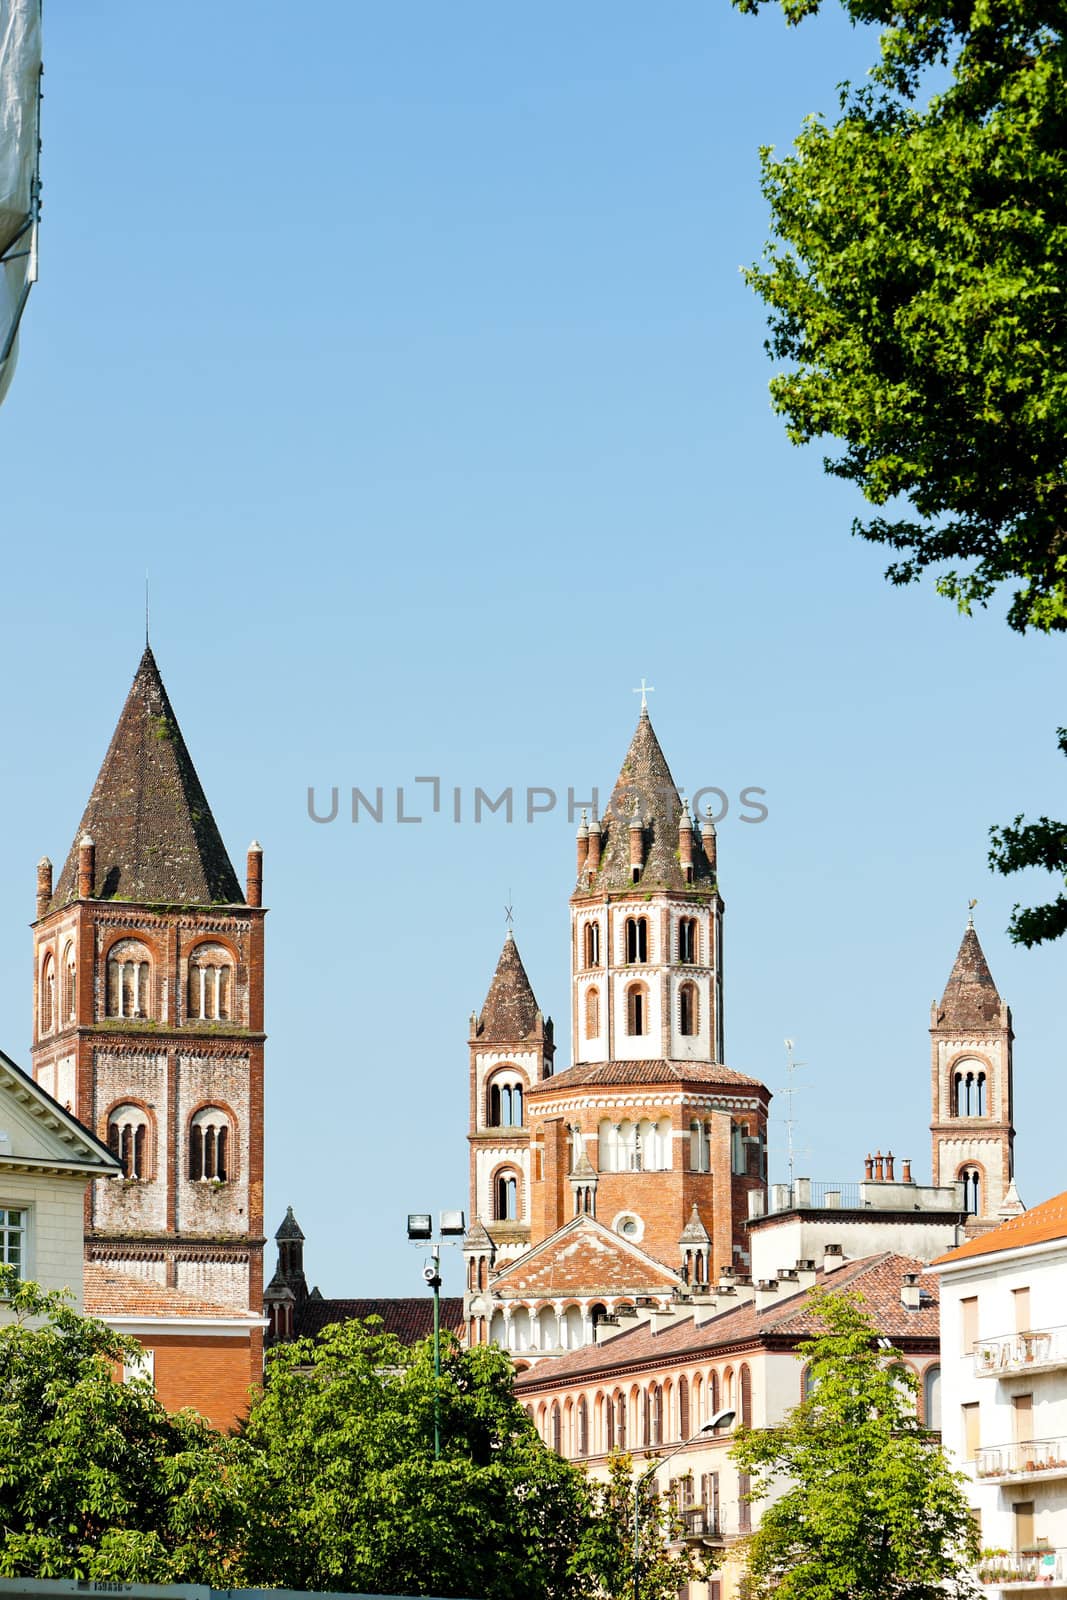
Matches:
[145,572,150,647]
[504,890,514,929]
[968,897,978,928]
[632,678,655,711]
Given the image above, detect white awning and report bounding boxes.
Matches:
[0,0,42,407]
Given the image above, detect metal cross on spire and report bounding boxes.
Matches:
[968,897,978,928]
[504,890,514,928]
[632,678,655,711]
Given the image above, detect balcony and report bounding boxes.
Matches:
[978,1549,1067,1589]
[975,1328,1067,1379]
[679,1507,725,1543]
[975,1439,1067,1484]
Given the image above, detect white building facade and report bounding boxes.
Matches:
[930,1190,1067,1593]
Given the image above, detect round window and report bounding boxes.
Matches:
[615,1213,643,1241]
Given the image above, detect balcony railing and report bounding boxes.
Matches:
[974,1328,1067,1379]
[975,1439,1067,1483]
[680,1507,724,1541]
[977,1549,1067,1588]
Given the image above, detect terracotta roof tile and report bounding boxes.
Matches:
[932,1189,1067,1266]
[84,1264,256,1320]
[531,1059,765,1094]
[52,646,243,908]
[295,1297,465,1344]
[515,1253,939,1389]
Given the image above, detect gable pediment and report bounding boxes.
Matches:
[0,1049,118,1176]
[490,1216,683,1298]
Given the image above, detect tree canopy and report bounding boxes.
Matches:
[730,1290,979,1600]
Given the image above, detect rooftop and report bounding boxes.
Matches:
[932,1188,1067,1267]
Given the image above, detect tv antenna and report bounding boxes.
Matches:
[778,1038,807,1189]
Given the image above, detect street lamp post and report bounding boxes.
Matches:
[407,1209,465,1462]
[632,1408,736,1600]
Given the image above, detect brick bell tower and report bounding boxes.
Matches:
[31,647,266,1378]
[526,704,770,1280]
[930,916,1016,1232]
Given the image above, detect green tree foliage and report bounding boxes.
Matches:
[730,1290,979,1600]
[0,1269,240,1582]
[236,1317,698,1599]
[737,0,1066,941]
[569,1452,714,1600]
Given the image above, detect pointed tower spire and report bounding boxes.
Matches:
[50,647,243,907]
[937,922,1003,1029]
[475,932,544,1042]
[590,708,715,891]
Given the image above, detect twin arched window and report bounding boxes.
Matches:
[960,1166,982,1216]
[106,940,153,1020]
[494,1170,519,1221]
[187,943,234,1021]
[488,1078,524,1126]
[678,917,697,963]
[624,917,648,964]
[583,922,601,968]
[953,1066,987,1117]
[679,981,699,1036]
[626,982,648,1036]
[189,1106,231,1181]
[108,1104,151,1181]
[62,945,76,1022]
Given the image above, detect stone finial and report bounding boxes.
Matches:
[246,840,263,907]
[77,836,95,900]
[576,810,589,877]
[586,812,602,875]
[36,856,53,920]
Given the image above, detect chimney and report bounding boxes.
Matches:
[795,1259,818,1289]
[246,840,263,907]
[874,1150,885,1182]
[77,835,95,900]
[748,1189,765,1220]
[864,1153,874,1181]
[823,1243,846,1274]
[594,1314,620,1345]
[755,1278,780,1311]
[36,857,52,920]
[885,1150,895,1181]
[901,1272,921,1312]
[651,1305,683,1334]
[678,801,694,882]
[576,811,589,877]
[586,813,602,875]
[902,1158,912,1184]
[629,807,644,880]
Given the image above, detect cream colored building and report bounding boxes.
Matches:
[929,1189,1067,1594]
[0,1044,119,1312]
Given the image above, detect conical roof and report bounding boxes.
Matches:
[588,708,715,891]
[475,931,543,1041]
[935,924,1003,1029]
[51,647,243,908]
[276,1206,305,1242]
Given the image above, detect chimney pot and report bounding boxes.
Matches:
[864,1153,874,1180]
[77,836,95,900]
[36,856,53,920]
[886,1151,895,1180]
[902,1158,912,1184]
[874,1151,885,1182]
[246,841,263,907]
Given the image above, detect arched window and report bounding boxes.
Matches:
[577,1396,589,1456]
[975,1073,986,1115]
[723,1367,734,1412]
[108,1104,150,1181]
[187,943,233,1021]
[510,1307,531,1352]
[62,944,76,1023]
[488,1076,524,1127]
[740,1363,752,1427]
[626,983,648,1036]
[678,1374,689,1439]
[606,1391,616,1451]
[924,1364,942,1431]
[690,1119,712,1173]
[953,1061,989,1117]
[40,953,55,1033]
[679,982,698,1036]
[585,986,600,1037]
[678,917,697,963]
[624,917,648,964]
[551,1402,561,1454]
[495,1170,519,1221]
[650,1383,663,1446]
[960,1166,982,1215]
[189,1106,231,1181]
[584,922,601,968]
[106,940,153,1020]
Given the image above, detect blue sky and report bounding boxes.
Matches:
[0,2,1061,1297]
